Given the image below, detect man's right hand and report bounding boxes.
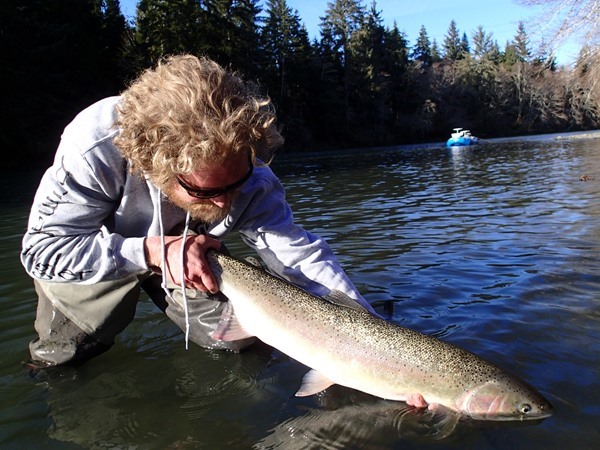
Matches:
[144,234,222,293]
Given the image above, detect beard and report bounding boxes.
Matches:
[163,184,232,223]
[183,201,230,222]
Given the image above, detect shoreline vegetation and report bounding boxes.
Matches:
[3,0,599,170]
[554,131,600,140]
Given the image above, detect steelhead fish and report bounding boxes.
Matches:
[207,250,553,421]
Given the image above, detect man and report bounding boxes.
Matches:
[21,54,376,367]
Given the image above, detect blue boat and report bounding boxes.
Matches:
[446,128,479,147]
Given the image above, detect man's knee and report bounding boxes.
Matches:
[30,277,141,366]
[29,289,111,366]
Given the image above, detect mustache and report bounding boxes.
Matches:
[185,201,230,222]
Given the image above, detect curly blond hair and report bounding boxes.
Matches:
[114,55,284,188]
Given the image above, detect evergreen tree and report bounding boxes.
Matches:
[509,22,534,128]
[100,0,133,81]
[221,0,262,76]
[490,40,502,63]
[320,0,365,72]
[460,31,470,56]
[260,0,313,143]
[431,39,442,62]
[442,20,463,60]
[134,1,262,75]
[503,41,519,66]
[384,22,412,135]
[261,0,311,98]
[513,21,531,62]
[319,0,366,137]
[135,0,201,65]
[349,1,387,140]
[411,25,432,65]
[471,25,495,60]
[384,23,410,75]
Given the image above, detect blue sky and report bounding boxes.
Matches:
[119,0,578,65]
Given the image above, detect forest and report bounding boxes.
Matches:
[2,0,599,169]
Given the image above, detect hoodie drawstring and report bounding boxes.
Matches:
[157,188,191,350]
[180,210,192,349]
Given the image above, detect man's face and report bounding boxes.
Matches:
[163,156,251,222]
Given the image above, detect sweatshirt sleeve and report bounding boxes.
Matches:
[226,168,376,314]
[21,130,148,284]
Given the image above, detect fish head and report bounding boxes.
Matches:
[456,378,553,421]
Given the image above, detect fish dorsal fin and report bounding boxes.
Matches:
[324,290,363,311]
[211,302,254,341]
[295,369,336,397]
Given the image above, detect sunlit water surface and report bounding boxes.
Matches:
[1,134,599,449]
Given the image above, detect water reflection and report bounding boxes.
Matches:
[257,392,462,450]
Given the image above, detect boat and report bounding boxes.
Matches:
[446,128,479,147]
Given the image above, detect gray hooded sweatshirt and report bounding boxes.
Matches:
[21,97,372,312]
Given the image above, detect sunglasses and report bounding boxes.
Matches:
[176,163,254,199]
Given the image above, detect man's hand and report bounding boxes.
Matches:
[144,234,221,293]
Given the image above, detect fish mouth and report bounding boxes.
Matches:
[520,403,553,421]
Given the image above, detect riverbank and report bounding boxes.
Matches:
[554,130,600,140]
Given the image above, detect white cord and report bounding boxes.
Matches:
[180,210,192,349]
[156,189,190,349]
[157,189,174,301]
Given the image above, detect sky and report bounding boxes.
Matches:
[119,0,579,66]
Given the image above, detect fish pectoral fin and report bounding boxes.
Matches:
[405,393,429,408]
[295,369,335,397]
[324,290,363,311]
[211,302,254,341]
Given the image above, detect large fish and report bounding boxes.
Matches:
[207,250,553,421]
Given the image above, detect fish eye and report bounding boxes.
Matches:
[519,403,532,414]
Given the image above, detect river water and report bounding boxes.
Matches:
[0,134,599,449]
